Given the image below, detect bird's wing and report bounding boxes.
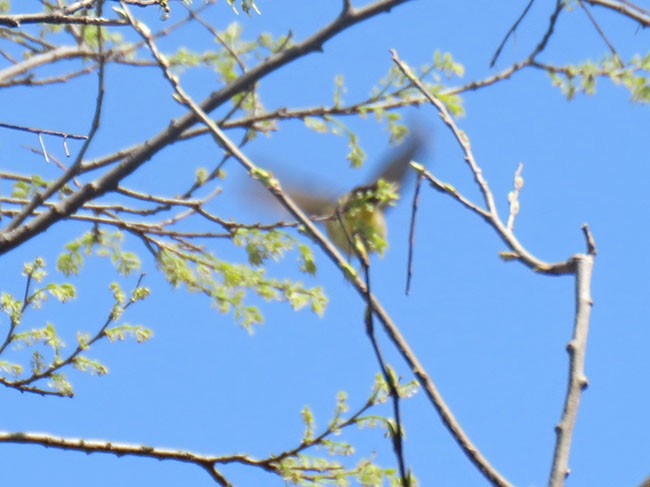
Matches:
[246,126,427,219]
[368,127,427,188]
[286,188,337,217]
[244,173,337,220]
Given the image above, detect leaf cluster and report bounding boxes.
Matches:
[0,259,151,396]
[546,51,650,103]
[155,240,327,330]
[267,375,419,486]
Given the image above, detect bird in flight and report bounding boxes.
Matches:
[281,129,426,259]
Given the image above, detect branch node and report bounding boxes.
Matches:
[566,339,577,352]
[579,376,589,390]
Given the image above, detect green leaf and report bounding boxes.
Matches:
[72,356,108,375]
[301,405,315,441]
[156,246,326,331]
[44,282,76,302]
[298,244,317,275]
[0,361,22,377]
[105,324,154,343]
[304,116,328,134]
[57,231,141,277]
[48,373,73,396]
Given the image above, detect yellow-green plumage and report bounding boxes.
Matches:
[287,130,426,257]
[325,194,389,258]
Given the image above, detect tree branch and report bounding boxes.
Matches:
[0,13,127,28]
[392,50,574,275]
[0,431,232,486]
[3,1,108,234]
[126,9,512,486]
[584,0,650,26]
[490,0,536,67]
[0,0,415,255]
[394,49,599,487]
[548,252,596,486]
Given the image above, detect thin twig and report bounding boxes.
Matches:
[394,48,598,487]
[0,122,88,140]
[578,0,622,62]
[581,223,597,255]
[77,56,548,176]
[405,172,423,295]
[7,273,146,391]
[392,50,574,276]
[361,260,410,487]
[37,133,49,163]
[490,0,536,67]
[23,147,83,188]
[3,0,108,233]
[529,0,565,60]
[126,9,512,487]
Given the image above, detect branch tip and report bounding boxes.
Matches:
[580,224,597,255]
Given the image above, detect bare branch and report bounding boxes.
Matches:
[0,431,232,486]
[0,13,127,28]
[126,8,512,487]
[581,223,598,255]
[584,0,650,26]
[548,254,595,486]
[0,3,211,86]
[0,122,87,141]
[392,50,574,276]
[361,262,411,486]
[529,0,565,60]
[0,45,96,84]
[578,0,622,61]
[490,0,536,67]
[405,171,423,295]
[393,49,599,487]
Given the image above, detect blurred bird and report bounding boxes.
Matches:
[282,129,426,259]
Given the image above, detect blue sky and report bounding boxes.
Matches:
[1,1,650,486]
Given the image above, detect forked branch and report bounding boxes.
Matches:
[393,50,598,487]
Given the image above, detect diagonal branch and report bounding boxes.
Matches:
[394,50,599,487]
[125,5,513,487]
[578,0,621,61]
[361,261,411,486]
[0,0,415,256]
[392,50,574,275]
[490,0,536,67]
[0,45,97,83]
[584,0,650,26]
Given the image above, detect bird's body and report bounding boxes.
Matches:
[287,129,426,258]
[324,189,390,257]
